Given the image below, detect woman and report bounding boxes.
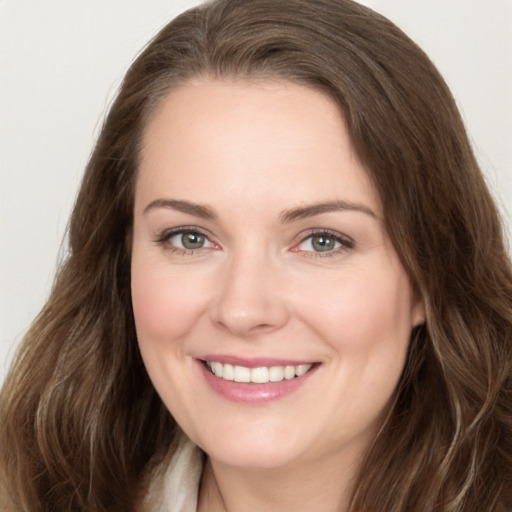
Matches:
[1,0,511,510]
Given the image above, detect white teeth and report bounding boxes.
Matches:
[212,361,223,378]
[295,364,310,377]
[251,367,269,383]
[223,363,234,381]
[233,365,251,382]
[206,361,313,383]
[284,365,296,380]
[269,366,284,382]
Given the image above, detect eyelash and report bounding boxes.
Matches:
[293,229,355,258]
[154,227,355,257]
[155,226,217,256]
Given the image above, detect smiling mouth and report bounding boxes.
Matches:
[204,361,315,384]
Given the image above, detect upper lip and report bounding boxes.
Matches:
[199,355,317,368]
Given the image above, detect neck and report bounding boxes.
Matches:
[197,447,362,512]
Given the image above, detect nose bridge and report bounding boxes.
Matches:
[210,243,289,336]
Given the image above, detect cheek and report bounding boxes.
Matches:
[297,264,415,429]
[130,257,209,345]
[296,262,415,355]
[130,257,209,414]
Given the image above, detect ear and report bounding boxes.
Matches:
[411,293,426,328]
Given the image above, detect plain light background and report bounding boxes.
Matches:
[1,0,511,384]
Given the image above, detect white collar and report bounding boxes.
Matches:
[143,434,204,512]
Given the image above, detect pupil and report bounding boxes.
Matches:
[312,235,334,252]
[182,232,204,249]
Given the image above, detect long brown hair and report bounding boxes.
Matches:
[1,1,511,510]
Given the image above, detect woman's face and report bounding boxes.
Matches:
[131,79,424,470]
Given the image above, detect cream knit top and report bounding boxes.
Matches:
[143,434,204,512]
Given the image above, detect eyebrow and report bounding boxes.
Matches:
[143,198,376,222]
[143,198,217,220]
[279,200,377,223]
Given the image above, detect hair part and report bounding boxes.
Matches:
[1,1,511,510]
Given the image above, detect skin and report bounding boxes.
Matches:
[131,79,425,511]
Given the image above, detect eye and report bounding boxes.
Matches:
[172,231,208,250]
[294,230,354,255]
[156,228,217,253]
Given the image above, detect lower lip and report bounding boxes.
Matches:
[196,360,318,404]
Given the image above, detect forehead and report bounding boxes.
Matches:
[136,79,380,216]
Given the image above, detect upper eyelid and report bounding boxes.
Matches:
[156,225,213,241]
[295,228,354,246]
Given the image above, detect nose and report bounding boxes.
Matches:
[209,250,291,337]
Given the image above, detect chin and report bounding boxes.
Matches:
[190,420,320,470]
